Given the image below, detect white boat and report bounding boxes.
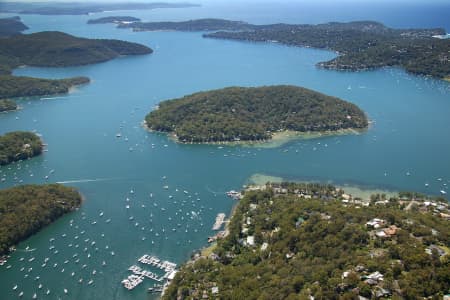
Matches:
[13,285,18,290]
[18,291,23,297]
[440,190,447,195]
[99,212,104,217]
[88,279,94,285]
[46,289,50,295]
[64,288,68,294]
[38,284,42,289]
[32,293,37,299]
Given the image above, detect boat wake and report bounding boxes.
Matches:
[56,178,115,184]
[205,185,228,196]
[16,248,36,252]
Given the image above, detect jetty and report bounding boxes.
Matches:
[212,213,226,230]
[226,190,242,200]
[138,254,177,273]
[121,274,144,290]
[128,265,163,282]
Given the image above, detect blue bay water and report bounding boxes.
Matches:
[1,2,450,299]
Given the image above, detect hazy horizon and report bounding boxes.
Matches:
[2,0,450,3]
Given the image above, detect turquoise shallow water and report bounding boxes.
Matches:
[1,3,450,300]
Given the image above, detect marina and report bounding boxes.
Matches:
[121,255,177,292]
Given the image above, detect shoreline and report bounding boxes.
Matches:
[247,173,398,201]
[142,121,367,148]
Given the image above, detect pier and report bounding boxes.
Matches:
[121,274,144,290]
[138,255,177,273]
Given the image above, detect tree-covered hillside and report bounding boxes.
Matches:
[0,184,82,255]
[145,85,368,143]
[164,183,450,299]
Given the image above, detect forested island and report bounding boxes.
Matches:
[0,131,43,166]
[164,183,450,299]
[0,99,17,112]
[0,2,199,15]
[0,16,28,37]
[0,184,82,255]
[145,85,368,143]
[123,18,449,79]
[87,16,141,25]
[0,31,151,99]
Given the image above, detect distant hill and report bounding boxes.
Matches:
[0,2,199,15]
[119,18,449,79]
[118,18,251,31]
[145,85,368,143]
[0,16,28,37]
[87,16,141,24]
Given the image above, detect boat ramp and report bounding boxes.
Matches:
[212,213,226,230]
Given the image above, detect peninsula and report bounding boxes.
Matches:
[0,16,28,37]
[87,16,141,25]
[121,18,449,79]
[0,2,199,15]
[0,99,17,112]
[0,31,152,75]
[163,183,450,299]
[0,184,82,256]
[0,75,89,100]
[118,18,251,32]
[205,20,450,79]
[0,31,151,99]
[145,85,368,143]
[0,131,43,166]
